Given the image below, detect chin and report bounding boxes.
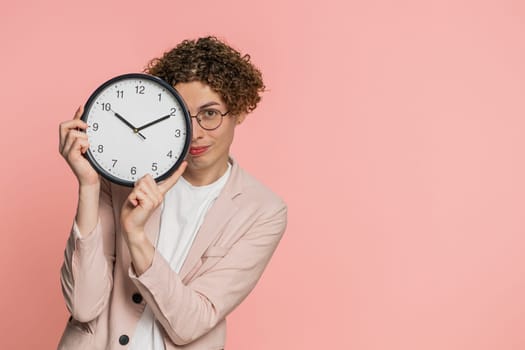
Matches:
[186,156,209,169]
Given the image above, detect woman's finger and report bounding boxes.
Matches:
[59,119,88,152]
[65,138,90,165]
[128,184,151,207]
[158,161,187,195]
[134,177,162,208]
[59,106,86,150]
[141,175,164,205]
[61,130,88,158]
[74,105,84,120]
[127,191,140,207]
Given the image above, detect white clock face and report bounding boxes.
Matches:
[82,74,191,186]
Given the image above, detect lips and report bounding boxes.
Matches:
[189,146,209,156]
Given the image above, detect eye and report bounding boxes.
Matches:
[201,109,220,119]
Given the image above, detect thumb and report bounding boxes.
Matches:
[158,161,188,195]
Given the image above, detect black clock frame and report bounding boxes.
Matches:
[81,73,192,187]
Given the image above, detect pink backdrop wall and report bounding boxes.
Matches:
[2,0,525,349]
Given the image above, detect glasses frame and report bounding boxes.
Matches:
[190,110,230,131]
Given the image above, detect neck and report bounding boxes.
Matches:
[183,160,229,186]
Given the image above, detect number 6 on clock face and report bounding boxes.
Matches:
[81,73,192,187]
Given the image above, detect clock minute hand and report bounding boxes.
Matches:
[137,115,171,132]
[111,109,146,140]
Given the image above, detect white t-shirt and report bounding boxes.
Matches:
[130,163,232,350]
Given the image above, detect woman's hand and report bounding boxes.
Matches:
[120,161,188,243]
[59,106,99,187]
[120,162,187,275]
[59,106,101,236]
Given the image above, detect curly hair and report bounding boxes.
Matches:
[145,36,265,116]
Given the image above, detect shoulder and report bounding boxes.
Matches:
[227,159,287,215]
[223,160,288,241]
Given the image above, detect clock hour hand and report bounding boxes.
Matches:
[136,114,171,132]
[110,109,146,140]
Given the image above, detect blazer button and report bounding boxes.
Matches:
[119,335,129,345]
[132,293,143,304]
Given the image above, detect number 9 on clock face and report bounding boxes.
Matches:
[81,73,191,187]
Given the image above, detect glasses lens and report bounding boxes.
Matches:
[198,109,222,130]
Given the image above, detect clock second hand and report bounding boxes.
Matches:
[109,108,146,140]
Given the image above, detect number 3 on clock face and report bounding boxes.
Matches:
[81,73,191,187]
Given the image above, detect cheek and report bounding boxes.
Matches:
[212,125,236,148]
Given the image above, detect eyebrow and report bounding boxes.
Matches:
[198,101,222,110]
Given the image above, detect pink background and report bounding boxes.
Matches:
[2,0,525,349]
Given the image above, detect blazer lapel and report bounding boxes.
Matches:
[179,159,243,281]
[179,195,238,281]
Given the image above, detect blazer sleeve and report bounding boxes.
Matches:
[129,201,287,346]
[60,178,116,322]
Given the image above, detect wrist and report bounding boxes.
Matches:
[78,181,100,193]
[125,233,154,276]
[125,229,148,246]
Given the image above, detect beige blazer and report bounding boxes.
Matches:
[58,159,287,350]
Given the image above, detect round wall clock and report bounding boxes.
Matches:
[81,73,191,187]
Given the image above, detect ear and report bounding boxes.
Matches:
[235,113,247,125]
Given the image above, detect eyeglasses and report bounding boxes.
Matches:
[190,108,230,131]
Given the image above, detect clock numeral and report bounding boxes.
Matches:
[131,166,137,175]
[135,85,145,94]
[116,90,124,98]
[92,122,99,131]
[175,129,181,138]
[158,93,162,102]
[98,145,104,153]
[152,162,158,171]
[101,103,111,111]
[170,107,176,116]
[112,159,118,167]
[167,150,172,158]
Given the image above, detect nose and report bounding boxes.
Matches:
[191,116,205,141]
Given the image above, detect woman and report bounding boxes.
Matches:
[58,36,287,350]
